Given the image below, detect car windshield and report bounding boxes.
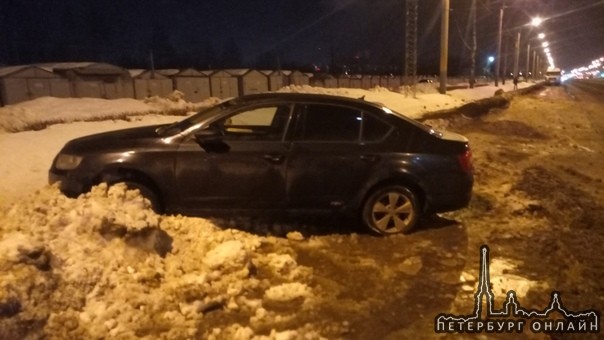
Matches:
[156,100,233,136]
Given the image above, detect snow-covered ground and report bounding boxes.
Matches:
[0,82,531,339]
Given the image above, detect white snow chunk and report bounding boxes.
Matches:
[264,282,312,302]
[203,240,247,269]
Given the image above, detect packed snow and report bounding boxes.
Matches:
[0,82,531,338]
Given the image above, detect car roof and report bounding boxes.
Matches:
[229,92,384,110]
[226,92,432,131]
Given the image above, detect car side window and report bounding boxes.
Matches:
[362,113,392,142]
[296,104,361,142]
[215,105,290,141]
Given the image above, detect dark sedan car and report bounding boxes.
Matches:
[49,93,473,235]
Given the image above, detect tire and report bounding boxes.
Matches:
[362,185,420,235]
[122,181,163,213]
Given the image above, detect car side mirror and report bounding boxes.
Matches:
[194,127,222,141]
[194,127,230,153]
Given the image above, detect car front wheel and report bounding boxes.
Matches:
[122,181,163,214]
[362,185,420,235]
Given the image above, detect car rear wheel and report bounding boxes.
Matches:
[362,185,420,235]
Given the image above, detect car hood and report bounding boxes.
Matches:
[62,124,168,153]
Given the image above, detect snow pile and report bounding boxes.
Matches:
[0,93,218,133]
[143,90,222,113]
[488,258,548,298]
[278,84,491,119]
[0,184,326,339]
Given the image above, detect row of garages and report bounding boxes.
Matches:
[0,62,410,106]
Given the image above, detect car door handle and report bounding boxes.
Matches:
[263,154,285,164]
[360,154,380,163]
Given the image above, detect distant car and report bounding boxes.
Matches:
[418,79,434,83]
[49,93,473,235]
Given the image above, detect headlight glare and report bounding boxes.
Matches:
[55,154,83,170]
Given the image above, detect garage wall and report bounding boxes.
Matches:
[0,66,71,105]
[209,71,239,99]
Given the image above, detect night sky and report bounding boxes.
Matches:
[1,0,602,75]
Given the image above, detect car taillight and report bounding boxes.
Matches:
[458,150,473,173]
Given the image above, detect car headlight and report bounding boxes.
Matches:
[54,154,83,170]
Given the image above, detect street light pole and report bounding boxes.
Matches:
[513,31,520,79]
[526,43,531,79]
[439,0,449,94]
[532,49,537,79]
[495,2,504,87]
[524,19,544,81]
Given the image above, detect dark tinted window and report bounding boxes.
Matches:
[362,113,392,142]
[296,104,361,141]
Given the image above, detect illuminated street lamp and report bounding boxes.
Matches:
[517,17,543,81]
[531,17,543,27]
[496,9,546,84]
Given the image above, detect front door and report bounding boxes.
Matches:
[175,104,292,213]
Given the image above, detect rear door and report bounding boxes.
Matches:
[286,103,391,209]
[174,104,292,212]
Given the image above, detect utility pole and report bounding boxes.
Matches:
[525,43,530,79]
[405,0,418,96]
[439,0,450,94]
[513,31,520,79]
[503,38,508,84]
[532,50,537,80]
[469,0,477,88]
[495,1,505,86]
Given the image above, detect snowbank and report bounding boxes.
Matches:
[278,85,462,119]
[0,82,527,134]
[0,184,325,338]
[0,92,220,133]
[277,83,530,119]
